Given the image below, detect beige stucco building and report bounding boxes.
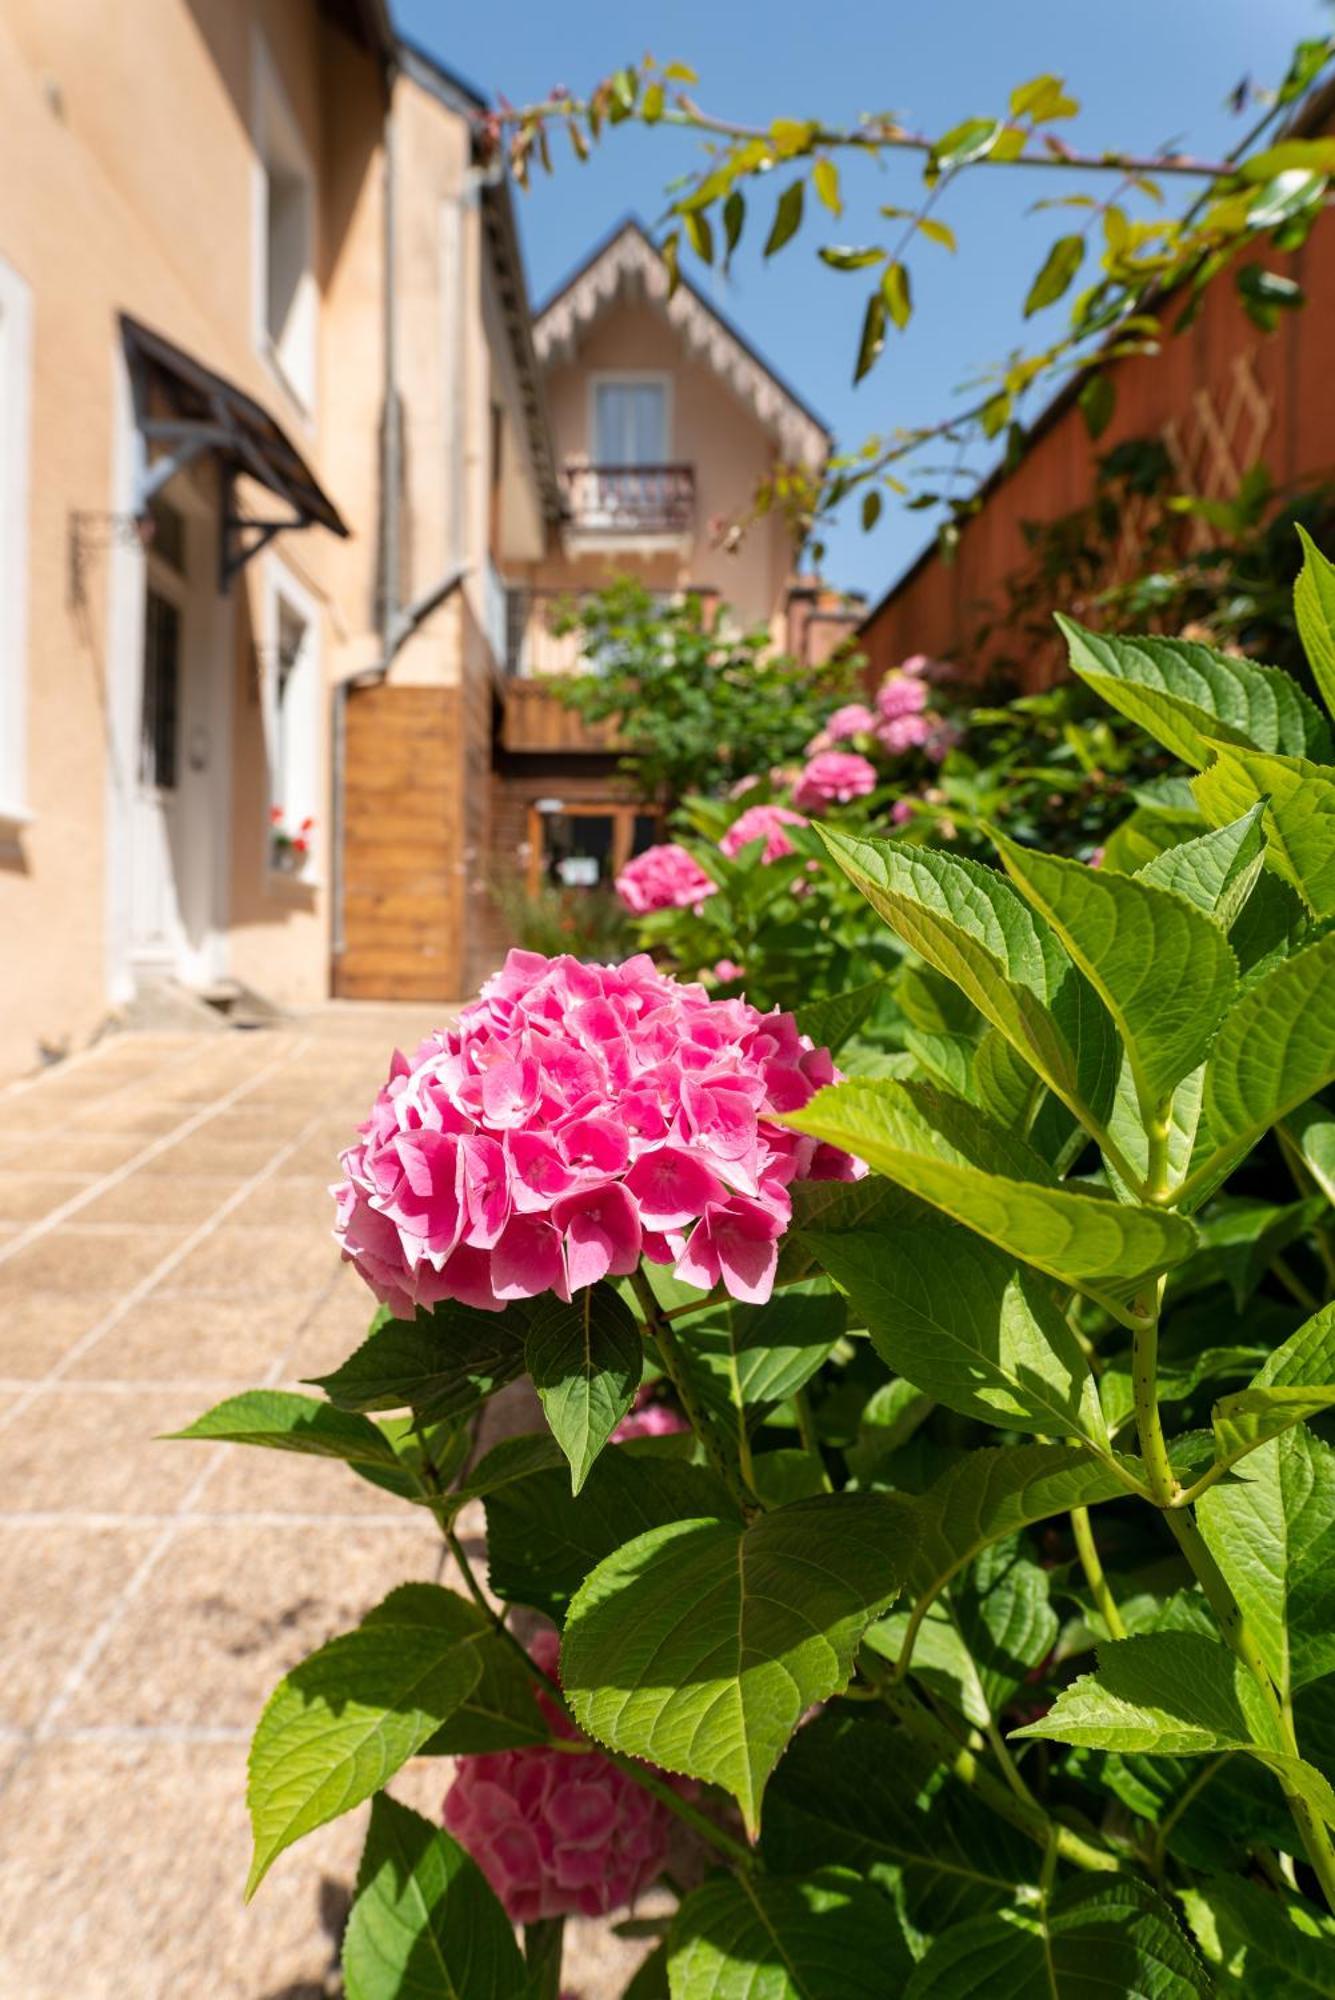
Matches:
[0,14,846,1061]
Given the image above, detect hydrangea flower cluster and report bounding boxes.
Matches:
[614,842,717,916]
[874,670,932,755]
[805,701,877,754]
[612,1389,691,1441]
[442,1632,677,1923]
[333,950,858,1316]
[718,802,808,864]
[793,750,878,813]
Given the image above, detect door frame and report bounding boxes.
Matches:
[525,800,660,897]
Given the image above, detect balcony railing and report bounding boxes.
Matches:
[563,463,695,536]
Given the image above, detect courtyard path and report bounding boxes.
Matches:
[0,1011,646,1998]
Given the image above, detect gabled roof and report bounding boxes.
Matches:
[533,217,831,471]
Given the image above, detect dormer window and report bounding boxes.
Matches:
[592,377,667,465]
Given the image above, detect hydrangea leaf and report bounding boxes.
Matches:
[1295,523,1335,725]
[168,1389,401,1469]
[341,1795,526,2000]
[419,1630,548,1754]
[1281,1097,1335,1204]
[1012,1630,1279,1757]
[1186,931,1335,1201]
[794,977,886,1055]
[1193,742,1335,917]
[672,1282,846,1419]
[816,828,1120,1131]
[761,1708,1037,1932]
[782,1077,1196,1322]
[1136,802,1268,929]
[246,1585,488,1896]
[561,1494,911,1835]
[903,1877,1212,1999]
[439,1431,566,1521]
[524,1282,642,1494]
[484,1447,734,1617]
[994,830,1237,1103]
[1198,1428,1335,1699]
[1057,615,1331,767]
[806,1223,1107,1447]
[1179,1872,1335,1998]
[667,1866,913,2000]
[309,1301,533,1422]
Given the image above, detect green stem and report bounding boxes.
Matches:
[631,1264,757,1515]
[792,1386,833,1493]
[875,1680,1118,1874]
[523,1918,564,2000]
[1149,1753,1231,1881]
[1272,1254,1321,1314]
[984,1714,1041,1812]
[1166,1506,1335,1911]
[1070,1505,1127,1640]
[1130,1282,1177,1508]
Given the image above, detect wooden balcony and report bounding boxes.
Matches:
[562,463,694,537]
[500,677,620,755]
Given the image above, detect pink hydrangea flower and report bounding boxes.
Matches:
[792,751,878,814]
[890,798,915,826]
[442,1632,678,1923]
[876,673,929,722]
[805,702,877,753]
[712,959,745,984]
[719,803,808,865]
[332,950,859,1316]
[612,1392,690,1442]
[615,843,717,916]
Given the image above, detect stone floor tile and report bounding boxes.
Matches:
[0,1523,158,1726]
[0,1739,363,2000]
[0,1386,208,1514]
[64,1294,315,1383]
[0,1225,179,1296]
[0,1172,99,1223]
[58,1520,444,1729]
[132,1132,281,1178]
[203,1437,407,1518]
[280,1273,377,1381]
[74,1174,244,1228]
[224,1176,335,1230]
[0,1292,122,1377]
[168,1224,340,1299]
[74,1098,193,1135]
[0,1131,150,1175]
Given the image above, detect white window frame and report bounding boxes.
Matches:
[261,558,321,885]
[251,33,317,416]
[587,371,672,465]
[0,256,33,830]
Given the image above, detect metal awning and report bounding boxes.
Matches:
[121,315,349,590]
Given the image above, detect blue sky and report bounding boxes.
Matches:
[396,0,1328,599]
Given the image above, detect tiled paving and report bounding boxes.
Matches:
[0,1015,650,1999]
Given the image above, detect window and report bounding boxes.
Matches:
[253,39,316,410]
[0,255,33,825]
[593,379,667,465]
[139,590,181,791]
[263,564,319,878]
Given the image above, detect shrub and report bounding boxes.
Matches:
[177,532,1335,1996]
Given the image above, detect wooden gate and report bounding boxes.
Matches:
[333,682,463,1002]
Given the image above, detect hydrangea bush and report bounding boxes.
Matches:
[177,534,1335,1997]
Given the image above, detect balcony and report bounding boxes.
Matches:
[562,462,695,542]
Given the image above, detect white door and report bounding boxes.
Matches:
[127,497,227,987]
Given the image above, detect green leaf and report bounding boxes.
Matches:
[525,1282,641,1493]
[795,977,884,1055]
[817,828,1120,1138]
[1193,742,1335,917]
[904,1877,1212,1998]
[485,1447,734,1617]
[310,1302,531,1422]
[668,1867,912,1999]
[807,1224,1106,1445]
[995,830,1237,1103]
[1058,617,1332,767]
[419,1629,548,1753]
[1179,1873,1335,1997]
[1023,234,1084,316]
[882,260,912,329]
[440,1431,566,1521]
[1079,371,1115,440]
[1012,1630,1277,1756]
[1296,524,1335,722]
[561,1494,909,1833]
[819,244,884,271]
[342,1795,527,2000]
[722,189,745,258]
[168,1390,400,1469]
[765,180,804,256]
[904,1444,1132,1636]
[246,1585,486,1896]
[854,289,887,382]
[1198,1428,1335,1698]
[933,118,1001,170]
[1189,1193,1326,1314]
[762,1707,1036,1932]
[1137,804,1268,928]
[813,157,842,216]
[782,1077,1196,1321]
[1281,1097,1335,1203]
[1189,932,1335,1196]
